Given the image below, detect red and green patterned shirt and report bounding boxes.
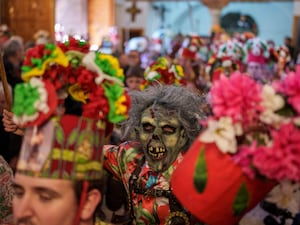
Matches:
[104,141,185,225]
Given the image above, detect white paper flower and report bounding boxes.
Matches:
[260,84,287,126]
[200,117,242,154]
[266,180,300,216]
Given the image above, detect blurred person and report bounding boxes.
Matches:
[117,52,129,74]
[245,37,271,83]
[125,66,144,91]
[284,36,295,62]
[2,36,24,88]
[127,50,142,68]
[0,24,12,50]
[34,30,51,45]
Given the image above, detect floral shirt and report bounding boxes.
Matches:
[103,141,185,225]
[0,156,14,225]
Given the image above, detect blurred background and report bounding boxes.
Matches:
[0,0,299,53]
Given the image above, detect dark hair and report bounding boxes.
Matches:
[3,38,23,57]
[126,66,144,79]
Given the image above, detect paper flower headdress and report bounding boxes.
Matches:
[14,38,130,127]
[13,38,131,180]
[141,56,185,90]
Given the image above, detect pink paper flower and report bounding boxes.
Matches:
[232,143,258,179]
[253,123,300,181]
[210,72,262,128]
[274,71,300,114]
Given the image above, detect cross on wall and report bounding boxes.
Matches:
[126,0,142,22]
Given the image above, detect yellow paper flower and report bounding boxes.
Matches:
[115,95,128,115]
[22,46,69,81]
[68,84,89,103]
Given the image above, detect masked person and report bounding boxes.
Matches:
[104,85,208,225]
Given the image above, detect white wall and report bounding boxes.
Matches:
[294,0,300,15]
[115,1,150,33]
[55,0,88,40]
[114,0,295,47]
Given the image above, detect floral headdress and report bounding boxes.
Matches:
[141,56,185,90]
[171,71,300,225]
[13,38,130,127]
[206,39,246,82]
[245,37,269,64]
[13,38,131,181]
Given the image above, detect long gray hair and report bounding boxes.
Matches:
[121,85,209,149]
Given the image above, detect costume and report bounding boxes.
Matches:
[11,38,130,225]
[104,142,187,224]
[171,69,300,225]
[104,84,207,225]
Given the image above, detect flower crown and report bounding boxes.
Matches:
[201,71,300,182]
[141,56,185,90]
[13,38,130,127]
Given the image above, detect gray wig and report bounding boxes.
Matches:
[121,85,208,149]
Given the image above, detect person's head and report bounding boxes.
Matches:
[34,30,51,45]
[247,61,267,81]
[127,50,141,67]
[3,36,24,66]
[121,85,207,172]
[118,53,128,69]
[13,115,106,225]
[125,66,144,91]
[284,36,292,46]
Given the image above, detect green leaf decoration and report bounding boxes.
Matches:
[67,129,79,146]
[89,132,95,145]
[193,146,207,193]
[233,182,249,216]
[77,132,87,146]
[55,125,65,146]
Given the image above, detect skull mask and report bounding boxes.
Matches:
[136,105,188,172]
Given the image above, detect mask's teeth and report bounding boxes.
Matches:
[147,146,166,160]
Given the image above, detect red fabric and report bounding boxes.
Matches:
[171,138,276,225]
[73,181,89,225]
[181,48,197,60]
[247,52,267,64]
[212,69,222,83]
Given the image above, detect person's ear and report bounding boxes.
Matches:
[80,189,101,220]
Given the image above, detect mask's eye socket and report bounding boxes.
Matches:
[162,125,176,135]
[142,123,155,133]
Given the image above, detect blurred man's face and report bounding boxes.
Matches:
[127,51,140,67]
[13,174,78,225]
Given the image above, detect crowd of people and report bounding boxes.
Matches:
[0,22,299,225]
